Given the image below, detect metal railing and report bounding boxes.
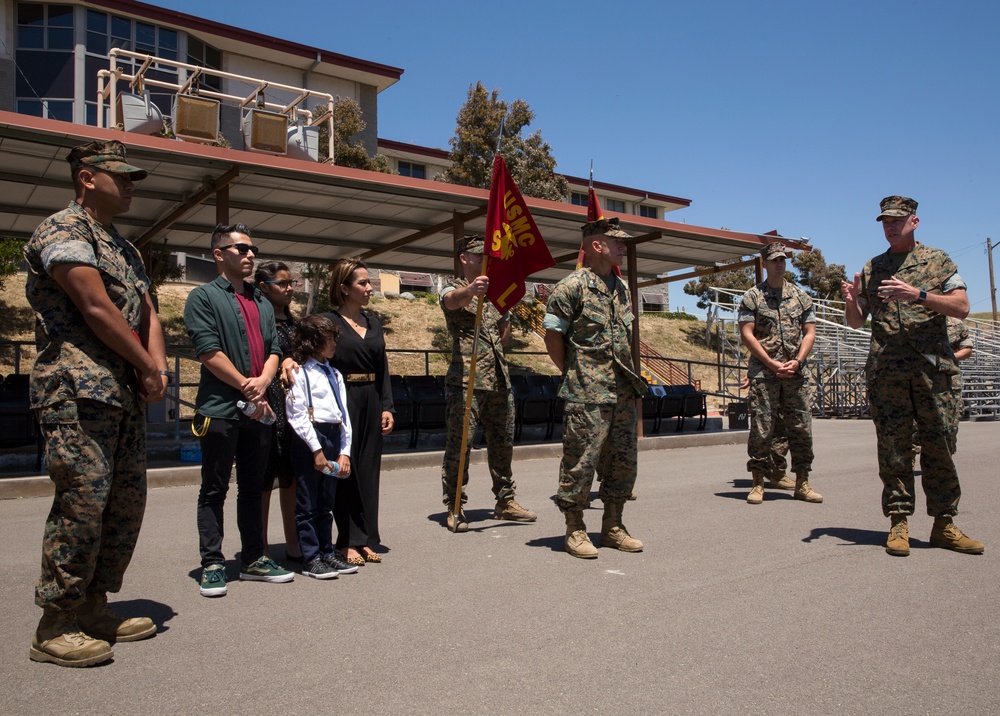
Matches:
[706,288,1000,419]
[97,48,336,161]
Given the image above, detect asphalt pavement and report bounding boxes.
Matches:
[1,420,997,716]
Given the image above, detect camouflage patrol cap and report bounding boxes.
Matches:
[458,235,485,255]
[66,140,148,181]
[581,217,632,240]
[876,195,917,222]
[762,242,790,260]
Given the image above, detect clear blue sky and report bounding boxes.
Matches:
[154,0,1000,314]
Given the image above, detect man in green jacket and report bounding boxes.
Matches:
[184,224,293,596]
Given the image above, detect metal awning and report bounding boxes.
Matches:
[0,111,808,284]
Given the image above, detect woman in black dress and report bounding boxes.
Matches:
[255,261,301,562]
[323,258,394,566]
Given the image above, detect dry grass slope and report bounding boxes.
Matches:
[1,275,724,415]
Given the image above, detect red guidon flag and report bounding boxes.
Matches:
[576,185,621,277]
[575,186,604,269]
[484,155,555,314]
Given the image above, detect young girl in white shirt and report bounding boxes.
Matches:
[285,315,358,579]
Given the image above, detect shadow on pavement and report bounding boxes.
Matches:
[802,526,887,547]
[525,534,567,552]
[107,598,178,637]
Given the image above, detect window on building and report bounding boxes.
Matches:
[15,3,215,126]
[188,37,223,93]
[640,291,667,313]
[398,161,426,179]
[606,198,625,213]
[15,3,75,119]
[86,10,182,123]
[638,205,658,219]
[570,192,588,206]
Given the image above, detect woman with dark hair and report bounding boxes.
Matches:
[322,258,394,566]
[255,261,301,563]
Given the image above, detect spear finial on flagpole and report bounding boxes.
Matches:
[589,160,594,189]
[495,113,507,156]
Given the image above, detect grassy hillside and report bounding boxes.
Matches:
[1,275,724,415]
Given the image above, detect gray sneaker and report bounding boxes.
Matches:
[301,556,339,580]
[240,556,294,583]
[322,552,359,575]
[200,564,228,597]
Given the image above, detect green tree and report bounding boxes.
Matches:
[306,96,395,312]
[441,82,569,201]
[315,96,393,173]
[791,248,847,300]
[682,258,756,310]
[147,245,185,294]
[0,237,24,290]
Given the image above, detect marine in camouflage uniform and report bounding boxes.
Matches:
[842,195,983,557]
[945,317,973,453]
[544,218,647,558]
[910,316,973,457]
[739,241,821,505]
[440,236,536,531]
[24,141,168,667]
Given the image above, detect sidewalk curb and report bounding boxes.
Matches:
[0,430,746,501]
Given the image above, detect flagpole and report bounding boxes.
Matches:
[450,252,489,531]
[450,116,507,530]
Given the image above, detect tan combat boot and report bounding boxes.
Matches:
[794,472,823,503]
[30,607,113,667]
[446,508,469,533]
[564,510,598,559]
[885,515,910,557]
[747,473,765,505]
[929,516,984,554]
[77,592,156,642]
[600,502,644,552]
[494,498,537,522]
[767,473,796,490]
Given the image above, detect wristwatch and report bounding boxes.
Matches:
[914,289,927,304]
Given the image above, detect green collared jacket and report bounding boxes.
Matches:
[184,274,279,419]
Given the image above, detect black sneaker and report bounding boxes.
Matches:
[301,556,339,580]
[322,551,360,575]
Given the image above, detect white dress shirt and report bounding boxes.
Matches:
[285,358,352,456]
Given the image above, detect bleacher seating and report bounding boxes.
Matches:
[671,384,708,431]
[386,373,708,447]
[403,375,448,449]
[640,383,708,433]
[0,373,42,469]
[642,385,667,434]
[509,374,552,441]
[388,376,416,448]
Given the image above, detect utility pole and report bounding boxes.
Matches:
[989,237,998,325]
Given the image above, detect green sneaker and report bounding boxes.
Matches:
[240,556,294,583]
[200,565,228,597]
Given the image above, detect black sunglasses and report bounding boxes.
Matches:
[217,243,259,255]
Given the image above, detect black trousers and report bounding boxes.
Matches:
[197,416,272,568]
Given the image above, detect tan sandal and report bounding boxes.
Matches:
[343,552,365,567]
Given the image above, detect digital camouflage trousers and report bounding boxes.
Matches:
[35,398,147,609]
